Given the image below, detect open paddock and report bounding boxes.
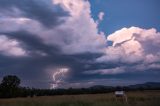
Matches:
[0,90,160,106]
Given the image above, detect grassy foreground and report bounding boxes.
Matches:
[0,90,160,106]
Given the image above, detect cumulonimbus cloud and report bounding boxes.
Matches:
[100,27,160,63]
[91,27,160,75]
[0,0,159,88]
[0,0,106,56]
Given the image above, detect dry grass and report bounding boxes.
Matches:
[0,90,160,106]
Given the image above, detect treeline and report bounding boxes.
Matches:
[0,75,160,98]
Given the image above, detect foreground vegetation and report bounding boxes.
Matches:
[1,75,160,98]
[0,75,160,106]
[0,90,160,106]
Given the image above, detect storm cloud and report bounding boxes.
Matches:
[0,0,68,27]
[0,0,160,88]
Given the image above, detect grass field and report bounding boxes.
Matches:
[0,90,160,106]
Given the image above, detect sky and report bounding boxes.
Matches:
[0,0,160,89]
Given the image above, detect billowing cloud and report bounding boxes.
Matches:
[94,27,160,74]
[51,0,106,54]
[0,0,106,55]
[0,35,27,56]
[0,0,107,88]
[0,0,68,27]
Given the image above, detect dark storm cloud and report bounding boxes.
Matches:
[0,30,108,88]
[1,30,159,88]
[0,0,159,88]
[2,31,60,56]
[0,0,69,27]
[0,51,105,88]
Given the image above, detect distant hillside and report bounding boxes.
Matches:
[128,82,160,89]
[89,85,113,89]
[89,82,160,90]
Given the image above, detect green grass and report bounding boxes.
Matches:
[0,90,160,106]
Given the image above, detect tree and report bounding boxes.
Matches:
[0,75,21,98]
[1,75,20,88]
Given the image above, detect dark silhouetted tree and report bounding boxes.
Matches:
[0,75,21,98]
